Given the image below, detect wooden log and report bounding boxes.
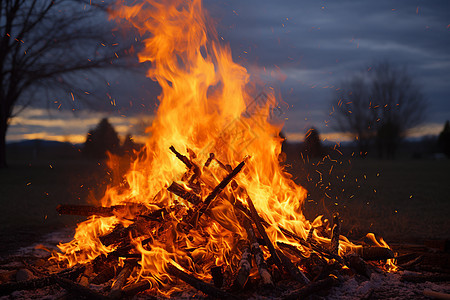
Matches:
[91,265,118,285]
[121,280,153,298]
[423,289,450,300]
[187,157,247,227]
[243,218,273,287]
[0,265,85,296]
[54,276,108,299]
[276,249,310,285]
[358,246,395,261]
[330,213,340,256]
[245,195,309,284]
[169,146,201,177]
[108,263,134,299]
[167,182,202,205]
[282,276,338,300]
[203,153,215,168]
[245,196,282,270]
[166,262,238,300]
[231,247,252,290]
[306,227,315,246]
[345,254,371,278]
[56,204,129,217]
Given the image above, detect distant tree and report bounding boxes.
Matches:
[83,118,120,159]
[0,0,133,168]
[333,75,374,156]
[438,121,450,157]
[331,61,427,158]
[121,134,139,156]
[302,127,325,158]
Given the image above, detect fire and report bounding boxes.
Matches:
[52,0,394,295]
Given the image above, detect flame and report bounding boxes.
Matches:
[53,0,394,295]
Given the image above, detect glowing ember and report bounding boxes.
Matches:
[52,0,395,296]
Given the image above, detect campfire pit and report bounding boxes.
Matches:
[1,0,449,299]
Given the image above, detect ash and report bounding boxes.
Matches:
[328,271,450,300]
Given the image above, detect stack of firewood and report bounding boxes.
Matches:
[0,146,397,299]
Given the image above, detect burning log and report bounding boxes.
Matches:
[243,218,274,287]
[330,213,340,256]
[169,146,201,177]
[245,195,309,284]
[203,153,215,169]
[166,262,238,300]
[167,182,202,205]
[121,280,153,298]
[245,196,282,269]
[186,157,247,228]
[108,262,135,299]
[276,249,310,285]
[231,247,252,290]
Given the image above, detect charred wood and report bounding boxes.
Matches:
[276,249,310,285]
[243,218,273,287]
[345,254,371,278]
[187,157,247,227]
[245,196,282,271]
[167,182,202,205]
[231,247,252,290]
[282,276,338,300]
[91,265,119,285]
[108,263,134,299]
[358,246,395,261]
[166,262,238,300]
[330,213,340,256]
[121,280,153,298]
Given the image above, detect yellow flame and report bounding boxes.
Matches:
[54,0,394,294]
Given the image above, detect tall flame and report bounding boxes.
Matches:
[53,0,384,295]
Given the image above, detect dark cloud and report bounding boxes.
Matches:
[203,0,450,137]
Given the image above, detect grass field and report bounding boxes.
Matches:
[286,153,450,242]
[0,148,448,255]
[0,156,109,255]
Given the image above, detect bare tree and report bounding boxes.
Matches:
[332,75,376,156]
[0,0,132,168]
[331,61,427,157]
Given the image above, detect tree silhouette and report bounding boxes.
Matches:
[0,0,131,168]
[438,121,450,158]
[83,118,120,159]
[121,133,139,156]
[302,127,325,158]
[331,61,427,158]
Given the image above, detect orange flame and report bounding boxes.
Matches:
[53,0,394,294]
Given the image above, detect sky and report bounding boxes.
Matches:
[7,0,450,144]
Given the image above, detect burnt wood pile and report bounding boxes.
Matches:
[0,146,448,299]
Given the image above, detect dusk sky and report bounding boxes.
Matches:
[7,0,450,144]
